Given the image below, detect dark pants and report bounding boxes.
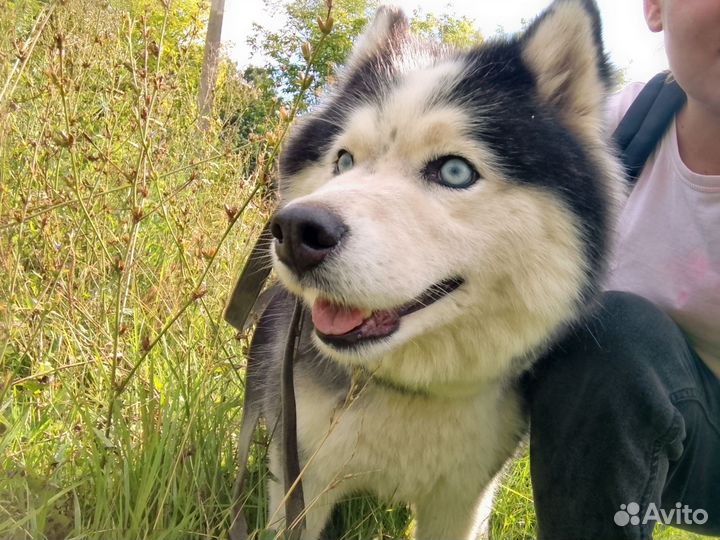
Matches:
[525,291,720,540]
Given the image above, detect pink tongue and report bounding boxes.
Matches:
[312,298,366,336]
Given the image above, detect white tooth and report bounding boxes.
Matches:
[361,309,372,318]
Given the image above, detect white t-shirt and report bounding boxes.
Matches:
[605,82,720,379]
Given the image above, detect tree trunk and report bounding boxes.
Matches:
[198,0,225,131]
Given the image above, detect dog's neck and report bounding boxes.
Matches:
[350,364,499,400]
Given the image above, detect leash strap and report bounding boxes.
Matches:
[224,220,273,331]
[282,299,305,539]
[225,220,307,539]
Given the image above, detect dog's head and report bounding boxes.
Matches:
[271,0,624,388]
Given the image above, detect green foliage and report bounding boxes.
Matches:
[0,1,711,539]
[229,66,281,140]
[410,10,483,48]
[248,0,375,109]
[236,0,489,137]
[246,0,485,113]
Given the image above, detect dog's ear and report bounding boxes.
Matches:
[521,0,612,139]
[346,6,409,69]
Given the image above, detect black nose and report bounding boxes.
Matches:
[271,204,348,275]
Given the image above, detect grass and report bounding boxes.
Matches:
[0,1,713,539]
[1,1,269,537]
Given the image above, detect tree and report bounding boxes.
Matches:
[198,0,225,130]
[217,65,280,141]
[248,0,485,111]
[410,11,483,48]
[249,0,375,110]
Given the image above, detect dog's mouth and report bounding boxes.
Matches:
[312,277,463,348]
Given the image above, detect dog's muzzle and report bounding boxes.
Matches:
[271,204,348,276]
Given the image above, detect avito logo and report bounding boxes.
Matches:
[615,502,709,527]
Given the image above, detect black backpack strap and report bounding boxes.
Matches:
[612,71,686,184]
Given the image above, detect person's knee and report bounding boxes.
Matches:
[526,291,685,439]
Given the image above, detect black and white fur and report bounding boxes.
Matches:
[235,1,625,538]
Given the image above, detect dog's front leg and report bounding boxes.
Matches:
[267,475,345,540]
[414,485,490,540]
[267,441,347,540]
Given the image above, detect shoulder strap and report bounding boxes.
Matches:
[612,71,686,184]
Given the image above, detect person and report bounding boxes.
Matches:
[525,0,720,538]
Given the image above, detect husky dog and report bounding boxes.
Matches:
[232,0,624,538]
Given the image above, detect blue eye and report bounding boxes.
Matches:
[335,150,354,174]
[425,156,478,188]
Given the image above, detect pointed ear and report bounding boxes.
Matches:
[521,0,612,139]
[346,6,409,69]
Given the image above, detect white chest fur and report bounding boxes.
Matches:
[273,371,525,539]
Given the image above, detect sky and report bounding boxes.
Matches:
[221,0,668,85]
